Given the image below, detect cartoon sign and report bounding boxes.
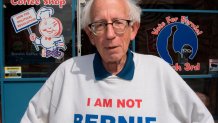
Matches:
[11,6,67,59]
[11,7,38,33]
[151,16,203,72]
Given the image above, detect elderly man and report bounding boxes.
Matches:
[21,0,214,123]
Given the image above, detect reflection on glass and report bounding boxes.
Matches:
[139,0,218,10]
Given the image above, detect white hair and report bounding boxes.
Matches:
[81,0,142,29]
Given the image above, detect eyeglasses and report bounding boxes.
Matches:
[88,19,132,36]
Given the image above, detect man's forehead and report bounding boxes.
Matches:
[90,0,129,19]
[91,0,128,10]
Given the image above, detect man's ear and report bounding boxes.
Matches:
[130,22,140,40]
[84,27,95,45]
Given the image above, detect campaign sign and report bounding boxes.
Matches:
[11,7,38,33]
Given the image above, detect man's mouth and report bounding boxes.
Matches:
[106,46,118,50]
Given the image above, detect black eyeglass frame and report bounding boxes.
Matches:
[88,19,132,35]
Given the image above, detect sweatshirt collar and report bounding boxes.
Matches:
[93,50,134,81]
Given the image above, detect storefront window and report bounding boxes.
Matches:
[4,0,73,78]
[136,12,218,75]
[139,0,218,10]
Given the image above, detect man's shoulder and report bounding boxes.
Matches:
[62,53,95,65]
[57,53,95,72]
[133,52,165,64]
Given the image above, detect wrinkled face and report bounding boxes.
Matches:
[85,0,139,64]
[39,17,63,37]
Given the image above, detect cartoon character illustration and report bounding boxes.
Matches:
[29,6,67,59]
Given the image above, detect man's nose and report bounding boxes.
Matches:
[106,24,116,39]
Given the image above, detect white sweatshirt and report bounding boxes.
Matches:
[21,52,214,123]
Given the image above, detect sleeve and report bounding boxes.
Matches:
[20,82,52,123]
[20,64,64,123]
[159,59,215,123]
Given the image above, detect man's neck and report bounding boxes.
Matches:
[102,55,127,75]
